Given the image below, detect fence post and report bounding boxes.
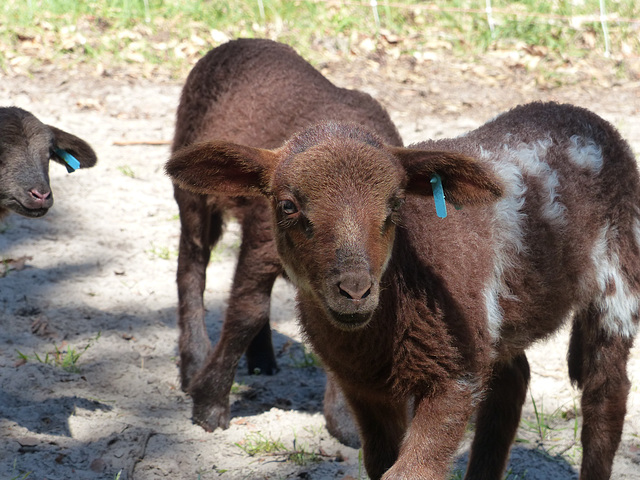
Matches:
[486,0,495,34]
[370,0,381,32]
[599,0,611,57]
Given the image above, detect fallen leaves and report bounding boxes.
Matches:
[0,256,32,277]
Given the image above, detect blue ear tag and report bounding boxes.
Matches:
[430,173,447,218]
[55,148,81,173]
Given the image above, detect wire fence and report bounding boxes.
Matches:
[254,0,640,57]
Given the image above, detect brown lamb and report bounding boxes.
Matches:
[0,107,97,219]
[170,38,401,440]
[167,102,639,479]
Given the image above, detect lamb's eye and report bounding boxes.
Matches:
[280,200,298,215]
[390,196,405,212]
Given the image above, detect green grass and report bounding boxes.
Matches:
[117,165,136,178]
[9,458,32,480]
[235,430,326,466]
[147,242,177,260]
[289,343,322,369]
[235,431,286,456]
[1,0,638,80]
[519,393,582,465]
[16,331,101,373]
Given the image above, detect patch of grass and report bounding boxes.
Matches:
[117,165,136,178]
[235,432,285,457]
[230,381,247,395]
[1,0,638,82]
[9,458,32,480]
[147,243,177,260]
[235,430,329,466]
[16,331,101,373]
[288,441,320,466]
[504,468,527,479]
[289,344,322,369]
[11,474,32,480]
[448,469,464,480]
[209,238,240,262]
[520,393,582,465]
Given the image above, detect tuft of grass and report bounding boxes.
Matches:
[235,430,327,466]
[289,344,322,369]
[235,432,285,457]
[117,165,136,178]
[448,469,464,480]
[519,393,583,465]
[16,331,101,373]
[10,456,32,478]
[230,381,248,395]
[147,243,176,260]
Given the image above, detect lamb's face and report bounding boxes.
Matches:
[0,111,55,218]
[270,137,406,330]
[164,121,503,331]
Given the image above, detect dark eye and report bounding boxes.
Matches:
[280,200,298,215]
[390,196,405,213]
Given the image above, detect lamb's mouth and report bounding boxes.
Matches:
[327,309,373,330]
[8,199,49,218]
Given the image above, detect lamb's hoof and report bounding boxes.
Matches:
[192,402,230,432]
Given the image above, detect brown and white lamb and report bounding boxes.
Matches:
[167,102,639,480]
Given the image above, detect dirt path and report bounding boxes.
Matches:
[0,53,639,479]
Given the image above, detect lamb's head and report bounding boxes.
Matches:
[166,122,502,330]
[0,107,97,218]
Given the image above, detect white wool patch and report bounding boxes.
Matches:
[633,218,640,254]
[482,277,505,344]
[504,138,568,229]
[590,224,640,338]
[480,150,528,343]
[568,135,604,173]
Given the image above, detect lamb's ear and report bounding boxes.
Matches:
[388,146,503,206]
[49,126,97,170]
[165,141,279,197]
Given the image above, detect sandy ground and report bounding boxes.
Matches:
[0,52,639,480]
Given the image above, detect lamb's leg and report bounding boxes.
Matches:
[464,354,530,479]
[323,371,361,448]
[381,379,474,480]
[569,307,633,480]
[246,321,277,375]
[189,200,282,431]
[237,199,281,375]
[174,186,223,391]
[345,392,408,480]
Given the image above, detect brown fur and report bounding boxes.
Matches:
[0,107,97,219]
[170,38,402,439]
[167,102,639,479]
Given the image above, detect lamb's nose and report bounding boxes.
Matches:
[30,188,51,201]
[338,274,372,301]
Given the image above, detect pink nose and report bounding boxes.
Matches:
[29,188,52,206]
[338,273,372,301]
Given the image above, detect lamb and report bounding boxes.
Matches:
[170,37,402,439]
[0,107,97,219]
[167,101,639,479]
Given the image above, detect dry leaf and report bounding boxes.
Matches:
[0,256,32,276]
